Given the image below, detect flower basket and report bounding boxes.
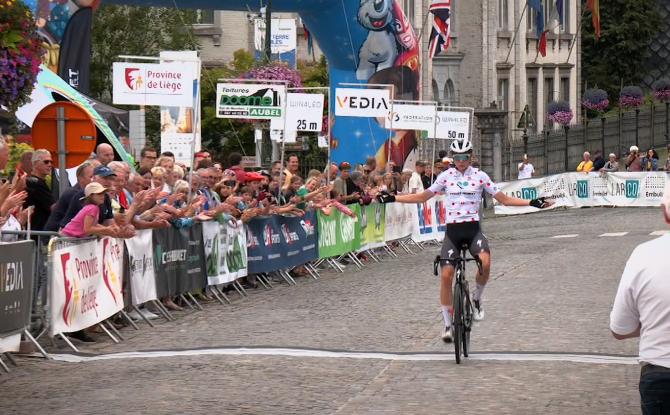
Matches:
[619,86,644,109]
[652,79,670,103]
[547,101,573,126]
[582,88,609,112]
[0,0,44,113]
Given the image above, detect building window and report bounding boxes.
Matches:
[444,79,456,106]
[560,76,570,101]
[498,78,509,110]
[527,77,538,130]
[498,0,509,30]
[544,77,554,104]
[195,9,214,25]
[559,0,569,32]
[432,79,441,103]
[401,0,415,26]
[527,7,538,34]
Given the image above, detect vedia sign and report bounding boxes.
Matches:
[216,83,286,120]
[334,88,390,118]
[113,62,194,107]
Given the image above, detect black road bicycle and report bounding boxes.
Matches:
[434,245,482,364]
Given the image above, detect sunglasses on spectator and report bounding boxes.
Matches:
[42,159,53,165]
[453,154,470,161]
[223,180,236,187]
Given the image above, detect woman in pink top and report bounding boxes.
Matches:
[61,182,115,238]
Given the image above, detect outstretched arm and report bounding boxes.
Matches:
[387,190,435,204]
[494,192,553,208]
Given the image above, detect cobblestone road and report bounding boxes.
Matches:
[2,206,666,414]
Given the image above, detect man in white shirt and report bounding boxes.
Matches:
[610,180,670,414]
[517,154,535,180]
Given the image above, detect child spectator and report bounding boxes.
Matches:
[61,182,118,238]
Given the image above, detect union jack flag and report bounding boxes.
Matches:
[428,0,451,59]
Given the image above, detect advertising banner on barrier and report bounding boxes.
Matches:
[246,212,319,273]
[204,220,249,285]
[318,204,361,258]
[0,241,34,352]
[152,225,207,297]
[50,238,124,336]
[334,88,390,118]
[112,61,195,107]
[216,83,286,120]
[125,230,157,306]
[358,203,386,251]
[495,172,668,215]
[412,195,447,243]
[384,202,419,241]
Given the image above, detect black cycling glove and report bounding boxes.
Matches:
[529,197,548,209]
[376,191,396,204]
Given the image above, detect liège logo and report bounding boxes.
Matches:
[125,68,143,90]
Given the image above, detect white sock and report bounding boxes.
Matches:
[474,282,486,302]
[441,306,452,327]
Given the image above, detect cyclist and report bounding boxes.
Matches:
[377,138,552,342]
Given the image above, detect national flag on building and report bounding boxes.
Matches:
[428,0,451,59]
[587,0,601,39]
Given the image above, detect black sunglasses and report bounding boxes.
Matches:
[42,160,53,165]
[223,180,236,187]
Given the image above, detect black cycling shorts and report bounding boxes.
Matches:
[439,222,490,266]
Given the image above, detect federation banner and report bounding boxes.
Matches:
[318,204,361,259]
[204,220,249,286]
[50,238,125,336]
[0,241,35,352]
[246,212,319,274]
[358,203,386,251]
[152,225,207,297]
[124,230,158,306]
[495,172,668,215]
[384,202,419,241]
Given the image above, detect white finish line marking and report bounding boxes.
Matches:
[552,234,579,239]
[650,230,669,236]
[599,232,629,237]
[45,347,639,366]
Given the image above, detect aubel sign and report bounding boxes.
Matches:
[113,62,194,107]
[216,83,286,120]
[334,88,390,118]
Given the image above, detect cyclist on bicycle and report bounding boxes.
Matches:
[377,138,552,342]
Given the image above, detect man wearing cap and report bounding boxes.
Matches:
[610,180,670,413]
[626,146,642,172]
[59,165,117,231]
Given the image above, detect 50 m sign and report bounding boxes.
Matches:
[216,83,285,120]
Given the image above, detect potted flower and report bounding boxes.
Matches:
[582,88,609,113]
[0,0,43,113]
[619,86,644,146]
[652,79,670,142]
[547,101,573,171]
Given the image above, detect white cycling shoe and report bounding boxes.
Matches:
[473,300,485,321]
[442,326,453,343]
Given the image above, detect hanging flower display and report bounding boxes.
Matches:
[582,88,609,112]
[618,86,644,109]
[0,0,44,113]
[547,101,573,126]
[652,79,670,103]
[243,63,303,89]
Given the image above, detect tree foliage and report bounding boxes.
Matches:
[581,0,661,101]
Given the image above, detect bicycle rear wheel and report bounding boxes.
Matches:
[453,280,464,364]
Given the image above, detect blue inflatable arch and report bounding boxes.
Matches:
[107,0,422,168]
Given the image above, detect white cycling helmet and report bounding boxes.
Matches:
[450,138,473,154]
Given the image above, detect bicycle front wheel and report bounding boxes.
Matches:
[453,281,464,364]
[462,283,473,358]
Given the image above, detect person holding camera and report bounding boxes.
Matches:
[626,146,643,172]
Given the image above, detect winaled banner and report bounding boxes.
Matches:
[204,220,248,286]
[50,238,124,336]
[0,241,35,352]
[358,203,386,251]
[125,230,158,306]
[495,172,668,215]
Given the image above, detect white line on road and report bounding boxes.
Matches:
[598,232,629,237]
[650,230,669,236]
[44,347,639,366]
[551,234,579,238]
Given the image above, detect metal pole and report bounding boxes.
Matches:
[601,116,606,155]
[56,106,68,197]
[666,102,669,144]
[264,0,272,63]
[522,128,528,156]
[505,3,528,63]
[564,126,570,172]
[544,129,549,175]
[635,108,640,147]
[187,57,201,201]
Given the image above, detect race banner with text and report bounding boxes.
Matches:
[0,241,35,352]
[495,172,668,215]
[246,212,319,273]
[358,203,386,251]
[318,204,361,258]
[124,230,158,306]
[50,238,124,336]
[152,225,207,297]
[204,220,249,286]
[384,202,419,241]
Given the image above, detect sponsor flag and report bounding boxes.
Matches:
[587,0,601,39]
[57,7,93,94]
[428,0,451,59]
